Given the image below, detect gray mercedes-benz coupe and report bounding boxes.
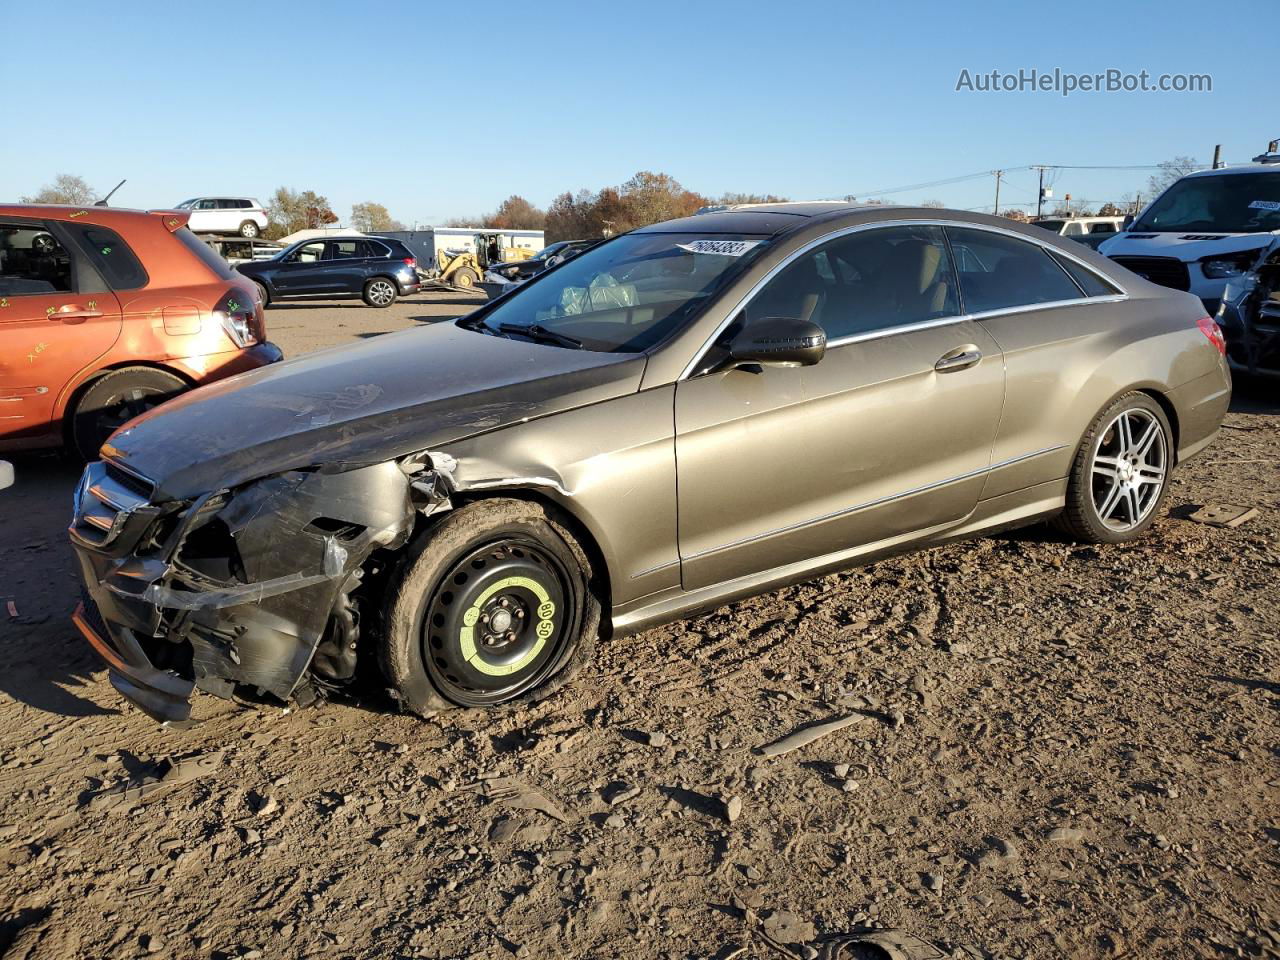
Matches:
[70,204,1231,724]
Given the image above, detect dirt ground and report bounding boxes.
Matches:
[1,294,1278,960]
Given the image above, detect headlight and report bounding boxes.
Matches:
[1201,252,1259,280]
[1202,259,1245,280]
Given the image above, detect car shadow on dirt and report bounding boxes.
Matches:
[0,453,124,718]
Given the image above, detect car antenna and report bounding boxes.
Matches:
[94,179,127,207]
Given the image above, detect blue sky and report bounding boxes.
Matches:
[1,0,1272,224]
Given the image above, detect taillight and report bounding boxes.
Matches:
[1196,316,1226,355]
[403,257,416,269]
[215,289,260,348]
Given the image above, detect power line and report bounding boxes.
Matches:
[844,162,1196,200]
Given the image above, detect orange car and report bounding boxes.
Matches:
[0,204,281,458]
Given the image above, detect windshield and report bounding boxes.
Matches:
[476,232,770,352]
[535,242,568,261]
[176,199,196,209]
[1133,171,1280,233]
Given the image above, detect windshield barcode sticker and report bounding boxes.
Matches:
[676,239,761,257]
[1248,200,1280,211]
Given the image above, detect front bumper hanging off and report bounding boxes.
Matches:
[69,458,425,724]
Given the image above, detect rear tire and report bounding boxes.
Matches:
[451,267,479,289]
[239,220,260,238]
[1052,391,1173,544]
[363,277,397,307]
[380,498,601,716]
[69,367,188,460]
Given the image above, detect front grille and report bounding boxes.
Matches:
[1109,256,1191,291]
[72,461,155,547]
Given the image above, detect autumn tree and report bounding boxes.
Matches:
[350,201,403,233]
[487,195,546,230]
[1000,209,1031,222]
[266,187,337,238]
[21,174,97,205]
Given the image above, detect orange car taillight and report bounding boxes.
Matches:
[215,290,259,348]
[1196,316,1226,356]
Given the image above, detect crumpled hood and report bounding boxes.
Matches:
[1100,230,1279,260]
[106,322,645,501]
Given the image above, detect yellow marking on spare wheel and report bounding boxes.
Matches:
[458,576,557,676]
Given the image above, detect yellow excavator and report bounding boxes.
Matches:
[432,233,536,290]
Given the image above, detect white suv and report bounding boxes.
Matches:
[176,197,269,238]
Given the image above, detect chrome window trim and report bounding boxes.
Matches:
[684,443,1068,562]
[678,218,1130,379]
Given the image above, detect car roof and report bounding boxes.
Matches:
[1179,164,1280,180]
[636,203,884,236]
[0,203,185,225]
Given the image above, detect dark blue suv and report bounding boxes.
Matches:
[236,235,421,308]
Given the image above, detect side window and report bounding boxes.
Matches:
[0,224,75,296]
[295,242,325,263]
[742,225,958,341]
[65,225,148,290]
[238,199,252,209]
[1089,222,1117,235]
[1049,251,1122,297]
[196,199,217,210]
[325,240,360,260]
[946,227,1083,314]
[359,240,387,258]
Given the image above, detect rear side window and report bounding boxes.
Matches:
[0,223,74,295]
[66,225,149,290]
[175,228,234,280]
[946,227,1083,314]
[361,240,391,258]
[1050,251,1122,297]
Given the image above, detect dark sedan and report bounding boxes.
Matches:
[487,239,600,284]
[236,235,421,308]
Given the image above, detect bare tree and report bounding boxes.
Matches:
[21,174,97,205]
[1145,156,1202,197]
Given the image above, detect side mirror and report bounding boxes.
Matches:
[729,316,826,367]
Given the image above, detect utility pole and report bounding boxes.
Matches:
[1032,165,1053,219]
[1212,144,1223,169]
[993,170,1003,216]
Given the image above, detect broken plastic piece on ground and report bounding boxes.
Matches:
[84,750,224,812]
[811,928,947,960]
[465,775,575,823]
[1186,503,1260,528]
[755,713,867,758]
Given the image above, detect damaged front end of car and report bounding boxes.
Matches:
[70,452,459,725]
[1218,237,1280,377]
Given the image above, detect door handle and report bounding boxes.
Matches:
[53,308,103,323]
[934,346,982,373]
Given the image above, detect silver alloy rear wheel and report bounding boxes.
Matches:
[364,278,396,308]
[1089,408,1168,533]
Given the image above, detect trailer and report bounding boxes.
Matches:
[380,228,544,270]
[381,227,545,292]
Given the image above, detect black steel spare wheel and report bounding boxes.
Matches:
[422,537,577,706]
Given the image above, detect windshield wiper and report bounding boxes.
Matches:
[495,322,583,349]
